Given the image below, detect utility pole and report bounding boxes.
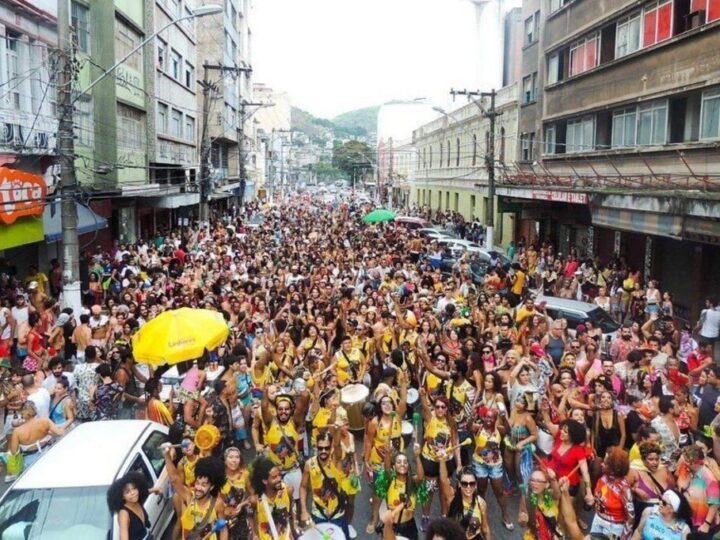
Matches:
[453,87,502,250]
[57,0,81,315]
[237,101,271,209]
[198,63,251,228]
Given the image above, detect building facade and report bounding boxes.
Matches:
[409,84,519,247]
[507,0,720,320]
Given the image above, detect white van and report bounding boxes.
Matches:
[0,421,173,540]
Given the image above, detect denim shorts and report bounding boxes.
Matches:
[473,461,503,479]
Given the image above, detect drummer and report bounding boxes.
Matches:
[299,431,350,538]
[309,388,344,449]
[260,387,310,510]
[333,336,365,387]
[365,370,409,533]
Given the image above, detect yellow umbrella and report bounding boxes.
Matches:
[132,308,229,366]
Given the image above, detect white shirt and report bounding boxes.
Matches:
[701,308,720,339]
[42,372,76,393]
[10,306,28,338]
[28,387,51,418]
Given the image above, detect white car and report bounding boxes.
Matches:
[0,421,173,540]
[436,239,511,265]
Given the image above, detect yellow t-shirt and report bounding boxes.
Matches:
[473,428,502,467]
[309,457,345,518]
[181,497,217,540]
[335,349,362,386]
[370,416,403,466]
[256,486,292,540]
[387,476,416,513]
[422,414,452,462]
[446,379,473,425]
[266,420,300,472]
[511,270,526,295]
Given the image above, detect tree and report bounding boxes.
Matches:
[332,140,374,179]
[312,161,345,181]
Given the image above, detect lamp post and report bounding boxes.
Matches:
[56,2,222,316]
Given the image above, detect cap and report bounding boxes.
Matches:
[27,281,38,290]
[530,343,545,357]
[55,313,71,328]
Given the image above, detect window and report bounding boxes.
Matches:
[550,0,569,13]
[700,89,720,140]
[141,431,168,478]
[566,116,595,153]
[612,107,638,147]
[500,127,505,163]
[547,52,559,84]
[455,138,460,166]
[171,50,182,80]
[128,454,154,484]
[523,75,533,104]
[643,1,672,48]
[184,62,194,89]
[532,72,539,101]
[545,125,557,154]
[71,2,90,53]
[446,140,450,166]
[472,134,477,166]
[569,33,599,76]
[529,133,536,160]
[115,19,142,70]
[616,12,641,58]
[521,133,531,160]
[157,40,166,71]
[185,116,195,141]
[637,101,668,145]
[75,94,94,147]
[171,108,182,138]
[117,104,145,151]
[157,102,168,134]
[4,33,20,109]
[525,16,534,44]
[439,143,443,167]
[170,0,182,18]
[429,147,433,168]
[692,0,720,23]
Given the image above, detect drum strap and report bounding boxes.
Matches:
[277,421,303,468]
[316,458,347,519]
[261,494,280,540]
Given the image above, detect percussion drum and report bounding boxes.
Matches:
[340,384,370,431]
[298,522,345,540]
[401,420,414,446]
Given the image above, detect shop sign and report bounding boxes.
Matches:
[0,167,47,224]
[531,190,588,205]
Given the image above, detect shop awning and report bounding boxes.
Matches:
[43,201,107,242]
[591,207,682,239]
[146,192,200,209]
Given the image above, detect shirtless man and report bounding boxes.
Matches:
[7,402,64,477]
[27,281,47,313]
[88,305,109,349]
[72,314,92,362]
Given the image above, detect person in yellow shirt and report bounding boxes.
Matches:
[250,456,295,540]
[25,265,49,296]
[509,263,526,306]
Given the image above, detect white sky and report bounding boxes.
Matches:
[252,0,512,119]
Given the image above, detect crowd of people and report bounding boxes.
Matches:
[0,194,719,540]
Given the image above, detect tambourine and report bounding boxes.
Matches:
[195,424,221,451]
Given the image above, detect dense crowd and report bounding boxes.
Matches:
[0,194,719,540]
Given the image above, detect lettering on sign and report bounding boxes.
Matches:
[116,66,143,99]
[0,167,47,224]
[531,190,588,204]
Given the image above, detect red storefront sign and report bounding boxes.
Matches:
[0,167,47,224]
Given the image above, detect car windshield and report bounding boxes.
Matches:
[587,307,621,334]
[0,486,111,539]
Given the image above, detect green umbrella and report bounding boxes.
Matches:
[362,208,396,224]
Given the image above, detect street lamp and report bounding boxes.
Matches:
[74,4,222,102]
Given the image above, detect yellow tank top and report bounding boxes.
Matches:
[387,476,416,513]
[460,498,485,539]
[381,327,393,354]
[252,363,273,388]
[256,486,292,540]
[422,415,452,462]
[265,420,300,471]
[370,415,403,466]
[311,407,331,448]
[179,455,198,487]
[180,497,217,540]
[309,457,345,518]
[473,428,502,466]
[425,373,442,395]
[220,470,248,507]
[335,349,361,386]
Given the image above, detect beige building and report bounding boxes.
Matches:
[409,84,519,247]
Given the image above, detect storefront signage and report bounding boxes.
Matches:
[0,167,47,224]
[531,190,588,204]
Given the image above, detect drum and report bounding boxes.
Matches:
[298,522,346,539]
[406,388,419,410]
[401,420,414,446]
[341,383,370,431]
[378,501,410,540]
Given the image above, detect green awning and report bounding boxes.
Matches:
[0,217,44,250]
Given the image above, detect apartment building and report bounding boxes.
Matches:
[508,0,720,320]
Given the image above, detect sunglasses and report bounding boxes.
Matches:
[435,404,447,410]
[460,480,476,487]
[317,446,331,452]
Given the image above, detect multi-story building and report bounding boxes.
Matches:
[0,0,60,266]
[409,84,519,247]
[195,0,253,204]
[507,0,720,320]
[253,83,291,198]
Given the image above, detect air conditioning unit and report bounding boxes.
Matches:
[687,10,706,30]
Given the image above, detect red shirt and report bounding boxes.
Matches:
[174,248,186,265]
[688,351,711,384]
[548,433,586,486]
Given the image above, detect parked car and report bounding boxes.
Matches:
[0,421,173,540]
[436,239,511,266]
[438,256,490,286]
[417,228,456,241]
[535,295,620,353]
[395,216,430,230]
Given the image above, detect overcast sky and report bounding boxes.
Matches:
[252,0,517,119]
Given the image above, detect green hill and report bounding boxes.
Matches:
[332,106,379,138]
[290,105,379,142]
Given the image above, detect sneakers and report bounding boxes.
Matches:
[348,525,357,539]
[420,515,430,532]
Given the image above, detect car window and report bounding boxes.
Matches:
[128,453,155,484]
[544,307,560,321]
[142,431,169,478]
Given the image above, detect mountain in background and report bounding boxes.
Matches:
[291,105,379,143]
